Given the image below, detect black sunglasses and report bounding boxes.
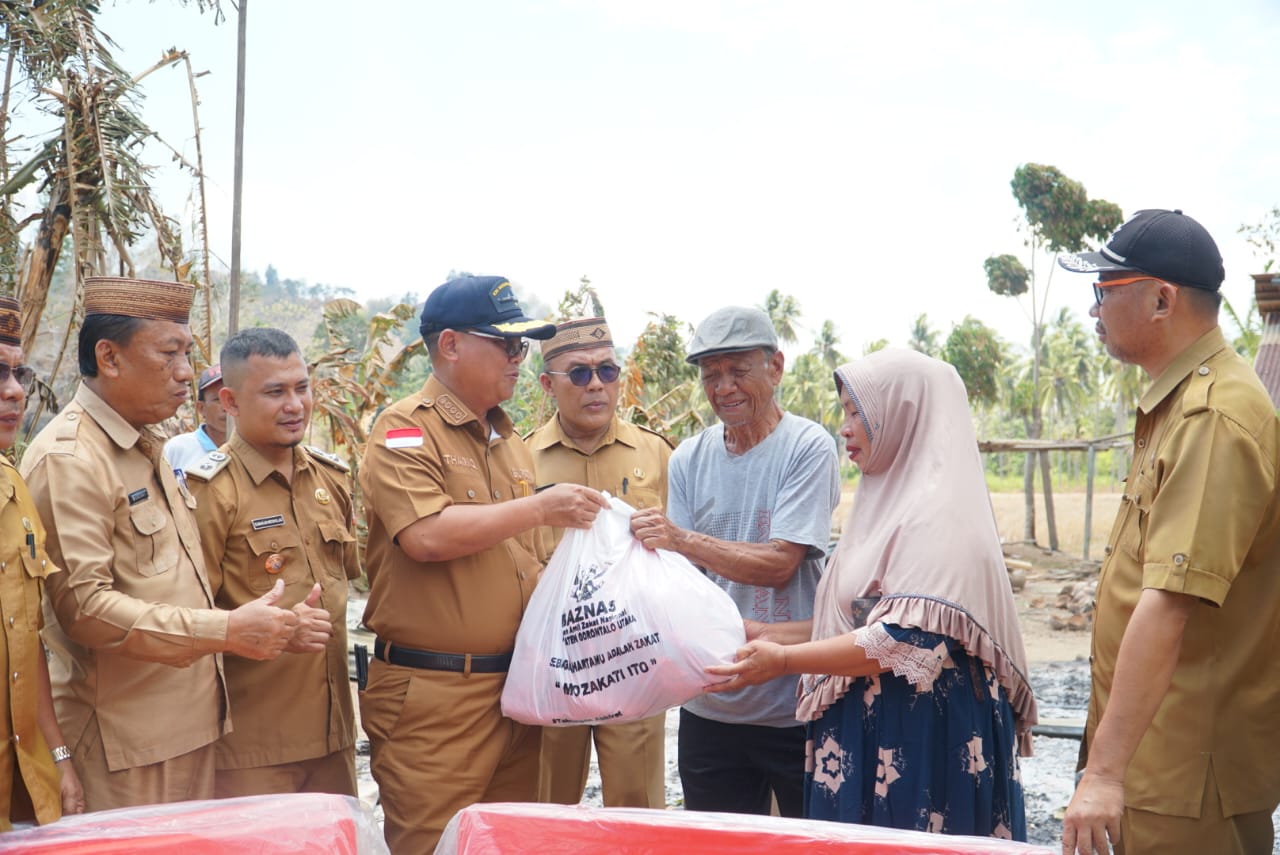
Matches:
[463,330,529,360]
[0,362,35,391]
[546,364,622,386]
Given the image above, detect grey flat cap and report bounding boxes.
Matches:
[685,306,779,364]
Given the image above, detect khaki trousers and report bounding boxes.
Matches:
[214,747,357,798]
[360,659,540,855]
[538,713,666,808]
[76,713,215,812]
[1117,764,1275,855]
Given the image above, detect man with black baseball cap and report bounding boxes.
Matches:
[1058,210,1280,855]
[359,275,608,852]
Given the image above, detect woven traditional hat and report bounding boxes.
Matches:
[0,296,20,346]
[83,276,194,323]
[541,317,614,362]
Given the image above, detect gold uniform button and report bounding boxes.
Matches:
[315,488,331,505]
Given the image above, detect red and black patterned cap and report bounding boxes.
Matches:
[0,296,21,346]
[83,276,194,323]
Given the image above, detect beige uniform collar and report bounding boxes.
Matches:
[1138,327,1229,415]
[73,382,145,451]
[420,375,515,438]
[527,413,636,454]
[228,432,310,486]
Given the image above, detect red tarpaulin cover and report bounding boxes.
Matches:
[437,802,1057,855]
[0,792,387,854]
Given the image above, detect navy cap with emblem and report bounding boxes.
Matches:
[1058,209,1224,292]
[419,276,556,340]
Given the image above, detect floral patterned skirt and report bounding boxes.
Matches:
[803,626,1026,840]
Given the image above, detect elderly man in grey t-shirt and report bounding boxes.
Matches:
[630,306,839,818]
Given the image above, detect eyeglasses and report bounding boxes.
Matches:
[1092,274,1165,305]
[0,363,35,391]
[463,330,529,360]
[546,364,622,386]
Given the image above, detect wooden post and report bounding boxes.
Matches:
[228,0,247,337]
[1084,443,1097,561]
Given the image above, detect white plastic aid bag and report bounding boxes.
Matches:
[502,495,746,726]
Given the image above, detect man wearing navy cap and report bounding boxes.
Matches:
[1058,210,1280,855]
[359,275,608,853]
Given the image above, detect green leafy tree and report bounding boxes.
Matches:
[811,320,844,371]
[984,163,1123,547]
[908,314,941,357]
[620,313,707,441]
[941,316,1004,408]
[762,289,802,345]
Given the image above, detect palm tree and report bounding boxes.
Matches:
[761,289,801,345]
[908,314,941,357]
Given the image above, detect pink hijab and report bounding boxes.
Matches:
[797,349,1036,752]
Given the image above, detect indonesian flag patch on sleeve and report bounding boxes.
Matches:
[385,427,424,449]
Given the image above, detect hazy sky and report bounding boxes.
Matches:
[89,0,1280,356]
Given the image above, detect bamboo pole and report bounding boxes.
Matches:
[228,0,247,336]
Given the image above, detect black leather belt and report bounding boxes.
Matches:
[374,639,512,674]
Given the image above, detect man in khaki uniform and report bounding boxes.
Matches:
[20,277,301,812]
[360,275,609,853]
[186,328,359,798]
[0,296,83,829]
[526,317,671,809]
[1058,210,1280,855]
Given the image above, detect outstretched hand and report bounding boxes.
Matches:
[703,639,789,693]
[287,582,333,654]
[630,507,683,552]
[225,579,300,660]
[538,484,609,529]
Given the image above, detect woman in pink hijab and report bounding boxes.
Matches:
[707,348,1036,840]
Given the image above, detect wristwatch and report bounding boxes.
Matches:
[51,745,71,763]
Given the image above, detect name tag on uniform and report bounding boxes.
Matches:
[127,488,149,506]
[386,427,424,448]
[251,515,285,531]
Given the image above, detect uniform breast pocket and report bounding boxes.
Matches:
[317,520,356,579]
[443,470,490,506]
[128,502,179,577]
[1116,474,1155,562]
[244,527,303,593]
[17,552,48,630]
[622,487,663,511]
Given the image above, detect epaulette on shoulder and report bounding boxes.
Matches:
[1182,363,1214,417]
[51,409,85,449]
[305,445,350,473]
[633,421,676,450]
[184,450,232,481]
